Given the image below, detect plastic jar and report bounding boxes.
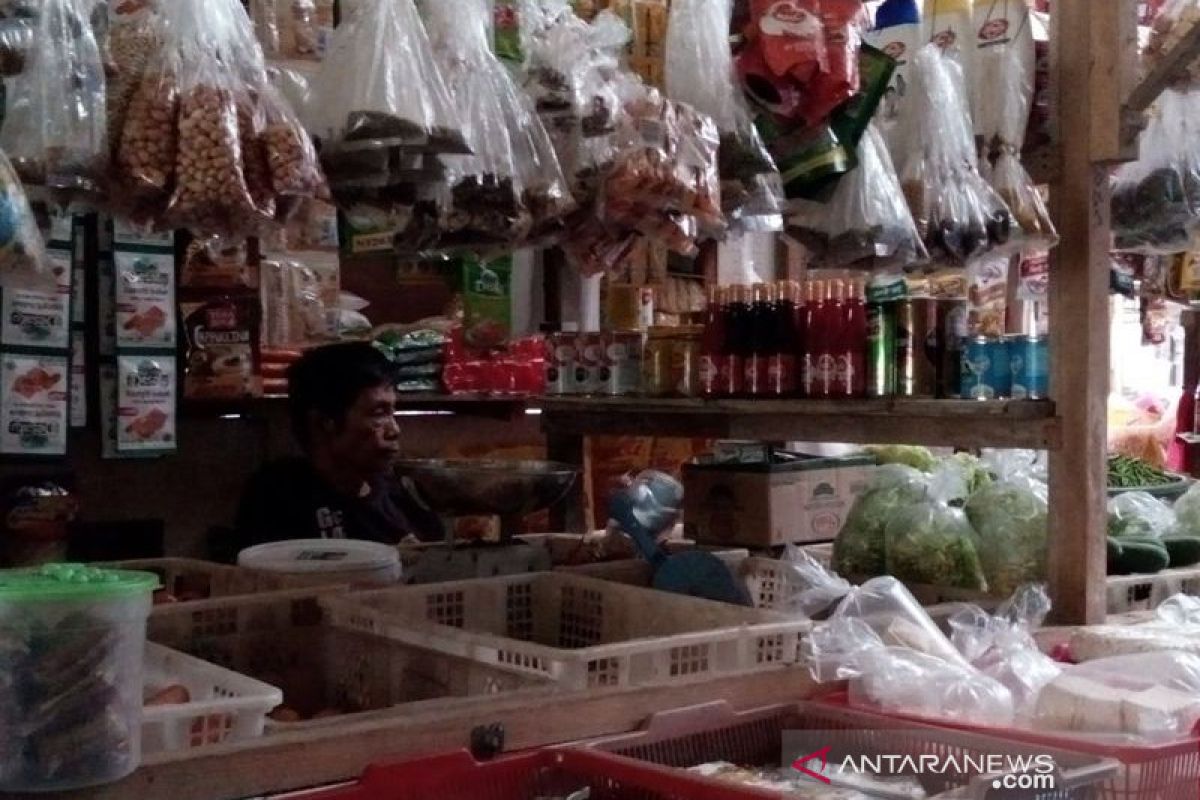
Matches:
[0,563,158,792]
[237,538,402,587]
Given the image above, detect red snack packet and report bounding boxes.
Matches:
[803,0,867,127]
[748,0,826,82]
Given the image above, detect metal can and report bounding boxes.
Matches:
[988,337,1012,398]
[602,331,643,396]
[895,299,937,397]
[937,300,967,399]
[961,336,994,399]
[543,333,577,395]
[573,332,605,395]
[1009,335,1049,400]
[866,302,896,398]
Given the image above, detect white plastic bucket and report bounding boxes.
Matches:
[237,539,401,587]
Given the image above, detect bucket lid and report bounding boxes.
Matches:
[238,539,400,574]
[0,563,159,601]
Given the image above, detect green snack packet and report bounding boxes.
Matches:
[462,255,513,349]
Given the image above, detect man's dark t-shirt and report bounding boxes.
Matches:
[235,458,443,548]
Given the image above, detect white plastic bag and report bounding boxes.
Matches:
[825,575,968,667]
[775,544,852,619]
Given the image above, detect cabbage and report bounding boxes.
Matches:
[865,445,938,472]
[1107,491,1176,539]
[885,502,988,591]
[1174,483,1200,537]
[833,464,930,577]
[965,479,1048,597]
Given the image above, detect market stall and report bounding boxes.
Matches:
[8,0,1200,798]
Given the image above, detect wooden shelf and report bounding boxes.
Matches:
[540,397,1060,450]
[182,393,540,420]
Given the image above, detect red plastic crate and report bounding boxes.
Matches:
[587,699,1118,799]
[287,748,779,799]
[812,693,1200,800]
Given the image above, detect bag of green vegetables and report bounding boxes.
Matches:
[965,451,1048,598]
[1107,491,1177,539]
[832,464,929,578]
[885,461,988,591]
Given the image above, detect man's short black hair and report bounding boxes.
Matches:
[287,342,396,451]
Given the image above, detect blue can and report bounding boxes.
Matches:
[960,336,1011,400]
[1009,335,1049,400]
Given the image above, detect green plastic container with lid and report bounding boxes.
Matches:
[0,563,159,793]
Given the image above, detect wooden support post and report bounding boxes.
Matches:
[1046,0,1131,624]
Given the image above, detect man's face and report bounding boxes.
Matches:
[324,384,400,478]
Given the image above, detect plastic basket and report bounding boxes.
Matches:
[1106,567,1200,614]
[282,748,778,799]
[142,642,282,755]
[812,694,1198,800]
[113,557,301,604]
[587,700,1118,800]
[558,548,749,588]
[147,587,552,732]
[320,572,809,690]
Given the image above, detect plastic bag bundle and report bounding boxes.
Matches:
[788,124,928,271]
[899,43,1019,265]
[826,575,968,666]
[1107,491,1177,539]
[883,460,988,592]
[964,450,1048,597]
[984,21,1057,251]
[0,0,108,198]
[423,0,574,251]
[832,463,929,578]
[949,585,1060,715]
[664,0,783,230]
[520,4,628,204]
[1034,651,1200,740]
[851,646,1016,726]
[1112,90,1200,254]
[598,85,726,254]
[306,0,465,153]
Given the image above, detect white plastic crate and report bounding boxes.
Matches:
[320,572,809,691]
[1106,567,1200,614]
[113,557,302,605]
[148,587,552,731]
[142,642,282,755]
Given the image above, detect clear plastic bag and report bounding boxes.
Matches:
[114,23,178,203]
[832,463,929,578]
[900,43,1019,265]
[0,0,108,196]
[423,0,574,251]
[789,124,928,271]
[774,544,852,619]
[1173,481,1200,536]
[1107,491,1177,539]
[884,461,988,591]
[1034,651,1200,740]
[828,575,968,667]
[964,451,1048,597]
[306,0,465,153]
[851,646,1016,726]
[1156,593,1200,625]
[0,149,51,289]
[260,83,328,206]
[949,585,1060,715]
[106,2,163,163]
[1112,89,1200,254]
[664,0,783,229]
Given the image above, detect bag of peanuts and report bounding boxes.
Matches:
[423,0,574,251]
[0,0,108,198]
[306,0,466,153]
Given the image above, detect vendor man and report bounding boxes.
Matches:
[235,342,442,547]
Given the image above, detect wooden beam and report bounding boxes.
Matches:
[1047,0,1118,625]
[1126,13,1200,118]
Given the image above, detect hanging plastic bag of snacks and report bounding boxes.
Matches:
[1112,89,1200,254]
[0,0,108,198]
[422,0,574,252]
[981,5,1057,251]
[664,0,783,230]
[789,123,928,271]
[306,0,466,154]
[106,1,162,151]
[0,149,50,289]
[899,43,1018,265]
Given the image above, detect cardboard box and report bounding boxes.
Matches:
[682,455,877,548]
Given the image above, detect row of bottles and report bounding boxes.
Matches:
[699,280,868,399]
